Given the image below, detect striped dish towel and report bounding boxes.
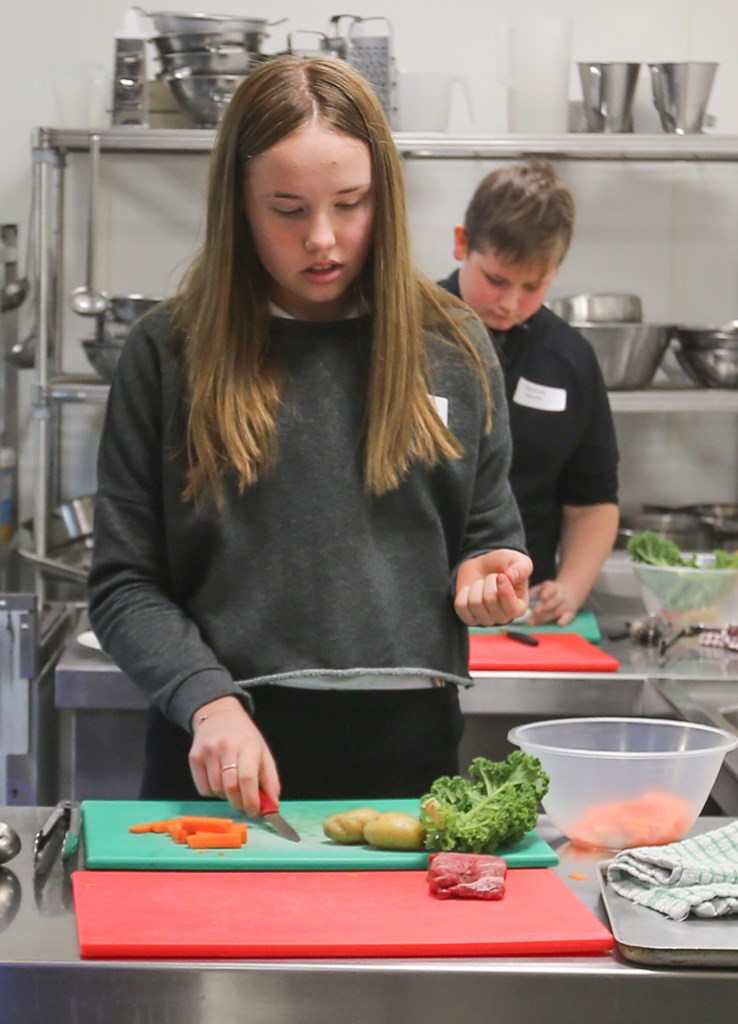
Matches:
[606,820,738,921]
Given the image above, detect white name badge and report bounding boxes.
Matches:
[512,377,567,412]
[429,394,449,425]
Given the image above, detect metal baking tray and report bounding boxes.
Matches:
[597,860,738,967]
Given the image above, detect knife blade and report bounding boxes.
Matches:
[259,791,301,843]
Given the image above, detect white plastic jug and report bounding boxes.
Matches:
[498,15,573,133]
[396,71,473,132]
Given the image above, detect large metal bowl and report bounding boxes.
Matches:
[574,322,672,390]
[144,10,272,36]
[82,337,125,383]
[164,72,244,127]
[550,293,643,323]
[673,323,738,388]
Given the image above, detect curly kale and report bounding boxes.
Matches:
[627,531,694,567]
[419,752,550,854]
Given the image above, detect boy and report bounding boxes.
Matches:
[439,160,619,626]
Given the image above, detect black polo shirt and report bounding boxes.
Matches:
[439,270,619,583]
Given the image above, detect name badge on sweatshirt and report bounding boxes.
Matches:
[513,377,567,412]
[429,394,449,425]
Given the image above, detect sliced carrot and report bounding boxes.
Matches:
[128,818,185,834]
[178,816,237,833]
[129,815,248,849]
[186,831,246,849]
[568,790,693,849]
[166,823,189,844]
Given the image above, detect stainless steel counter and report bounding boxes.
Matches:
[53,613,738,804]
[0,807,736,1024]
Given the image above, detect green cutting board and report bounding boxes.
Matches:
[470,610,602,644]
[81,799,558,871]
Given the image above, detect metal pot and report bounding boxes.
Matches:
[616,511,711,550]
[643,503,738,547]
[22,494,94,550]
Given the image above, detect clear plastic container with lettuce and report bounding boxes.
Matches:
[628,531,738,628]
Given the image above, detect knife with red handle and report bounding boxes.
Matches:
[259,791,301,843]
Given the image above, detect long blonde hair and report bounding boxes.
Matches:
[172,54,491,501]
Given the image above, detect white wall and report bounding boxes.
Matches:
[2,0,738,520]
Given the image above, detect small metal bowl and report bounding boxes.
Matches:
[164,72,245,127]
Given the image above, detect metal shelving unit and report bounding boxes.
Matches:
[29,126,738,584]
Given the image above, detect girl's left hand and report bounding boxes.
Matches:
[454,549,533,627]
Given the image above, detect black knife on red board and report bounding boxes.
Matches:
[259,791,301,842]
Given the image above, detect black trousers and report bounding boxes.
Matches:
[140,684,465,801]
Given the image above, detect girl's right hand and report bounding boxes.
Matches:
[188,695,280,816]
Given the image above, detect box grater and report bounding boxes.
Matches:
[290,15,397,127]
[343,16,397,128]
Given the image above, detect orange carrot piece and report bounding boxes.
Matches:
[178,816,236,833]
[167,823,189,844]
[186,831,246,849]
[128,818,185,834]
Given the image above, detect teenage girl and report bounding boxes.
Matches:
[88,55,532,815]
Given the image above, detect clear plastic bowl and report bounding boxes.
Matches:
[508,717,737,850]
[631,553,738,630]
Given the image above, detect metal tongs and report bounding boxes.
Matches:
[33,800,80,881]
[658,624,708,661]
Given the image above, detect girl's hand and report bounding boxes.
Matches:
[189,695,280,817]
[454,549,533,627]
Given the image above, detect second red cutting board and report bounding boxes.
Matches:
[469,632,620,672]
[72,868,614,959]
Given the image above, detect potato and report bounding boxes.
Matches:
[363,812,425,851]
[323,807,382,845]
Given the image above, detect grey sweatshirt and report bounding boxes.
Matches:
[87,310,526,732]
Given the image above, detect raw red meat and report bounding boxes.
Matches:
[427,852,507,900]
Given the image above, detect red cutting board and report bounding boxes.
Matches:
[469,632,620,672]
[72,868,613,959]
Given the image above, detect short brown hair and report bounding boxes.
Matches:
[463,160,575,269]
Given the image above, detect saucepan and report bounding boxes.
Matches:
[22,494,94,550]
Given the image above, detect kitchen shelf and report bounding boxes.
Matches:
[608,388,738,413]
[35,126,738,161]
[27,125,738,595]
[41,374,738,411]
[47,375,110,403]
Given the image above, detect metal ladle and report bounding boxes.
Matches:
[69,132,109,318]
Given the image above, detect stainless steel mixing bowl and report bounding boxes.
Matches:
[673,323,738,388]
[574,322,672,390]
[164,72,245,127]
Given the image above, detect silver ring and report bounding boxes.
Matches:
[304,239,314,252]
[221,763,238,772]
